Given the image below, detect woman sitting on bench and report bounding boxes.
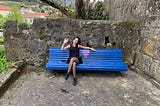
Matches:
[61,37,96,86]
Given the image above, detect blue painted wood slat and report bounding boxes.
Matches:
[46,48,128,72]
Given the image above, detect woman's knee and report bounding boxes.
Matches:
[69,58,74,63]
[73,62,76,66]
[70,57,78,62]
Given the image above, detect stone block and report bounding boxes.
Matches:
[150,60,160,83]
[134,52,152,75]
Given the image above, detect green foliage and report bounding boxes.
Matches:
[0,37,4,45]
[1,0,41,8]
[0,1,22,8]
[6,6,27,24]
[39,28,47,40]
[22,1,39,6]
[0,45,8,73]
[0,15,6,28]
[86,1,109,20]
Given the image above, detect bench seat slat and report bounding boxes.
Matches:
[46,61,126,65]
[46,65,128,71]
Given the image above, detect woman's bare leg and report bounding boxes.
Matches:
[70,57,79,86]
[68,57,79,72]
[65,60,73,80]
[67,62,73,73]
[72,62,77,78]
[65,57,79,80]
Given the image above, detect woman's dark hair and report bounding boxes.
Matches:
[72,36,81,45]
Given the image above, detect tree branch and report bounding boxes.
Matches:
[40,0,73,17]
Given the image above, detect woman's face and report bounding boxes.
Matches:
[73,38,79,44]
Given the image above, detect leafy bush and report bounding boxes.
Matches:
[0,46,8,73]
[0,37,4,45]
[0,15,6,28]
[6,6,28,24]
[86,1,109,20]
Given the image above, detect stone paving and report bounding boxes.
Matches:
[0,70,160,106]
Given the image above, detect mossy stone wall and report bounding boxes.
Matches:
[104,0,160,84]
[3,19,139,68]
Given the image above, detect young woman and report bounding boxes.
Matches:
[61,37,96,86]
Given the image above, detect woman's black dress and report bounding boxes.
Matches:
[67,44,83,64]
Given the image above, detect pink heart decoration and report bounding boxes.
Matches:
[82,50,90,57]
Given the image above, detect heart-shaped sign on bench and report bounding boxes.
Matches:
[82,49,90,57]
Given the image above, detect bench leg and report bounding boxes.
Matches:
[117,72,122,77]
[49,71,57,77]
[82,71,87,76]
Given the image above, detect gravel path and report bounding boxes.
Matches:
[0,70,160,106]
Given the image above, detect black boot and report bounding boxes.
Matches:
[73,78,77,86]
[65,73,70,80]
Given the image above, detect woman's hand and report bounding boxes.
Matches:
[63,37,69,44]
[61,37,69,50]
[90,48,96,52]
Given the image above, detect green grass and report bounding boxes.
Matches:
[0,1,22,7]
[0,1,39,8]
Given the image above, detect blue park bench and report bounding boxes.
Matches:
[46,48,128,75]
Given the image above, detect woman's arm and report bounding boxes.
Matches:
[61,38,70,50]
[78,45,96,52]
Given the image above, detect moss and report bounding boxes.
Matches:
[38,28,47,40]
[144,44,153,55]
[114,19,140,30]
[46,45,49,53]
[112,19,140,36]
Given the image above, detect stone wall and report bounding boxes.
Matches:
[3,19,139,69]
[104,0,160,21]
[135,16,160,83]
[104,0,160,84]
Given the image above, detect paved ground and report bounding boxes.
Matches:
[0,70,160,106]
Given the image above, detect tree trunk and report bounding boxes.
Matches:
[75,0,85,19]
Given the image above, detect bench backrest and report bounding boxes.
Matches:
[48,48,124,62]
